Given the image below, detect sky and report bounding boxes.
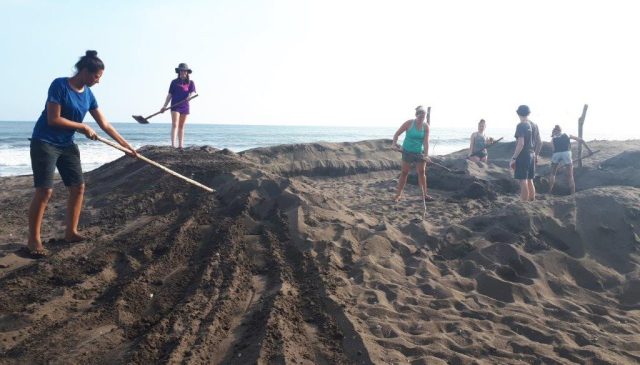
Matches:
[1,0,639,138]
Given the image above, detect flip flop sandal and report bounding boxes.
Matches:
[424,195,435,202]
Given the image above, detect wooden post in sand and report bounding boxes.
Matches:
[577,104,588,168]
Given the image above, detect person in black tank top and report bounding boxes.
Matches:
[548,125,593,195]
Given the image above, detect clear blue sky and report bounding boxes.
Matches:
[1,0,639,137]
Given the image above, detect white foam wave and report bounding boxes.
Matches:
[0,144,130,177]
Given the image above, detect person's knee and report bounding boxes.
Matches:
[68,184,85,196]
[35,188,53,201]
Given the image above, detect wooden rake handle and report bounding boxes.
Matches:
[95,136,214,193]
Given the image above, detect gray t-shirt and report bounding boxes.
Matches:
[515,121,533,153]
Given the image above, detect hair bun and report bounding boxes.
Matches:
[85,50,98,58]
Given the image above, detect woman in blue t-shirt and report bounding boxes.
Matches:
[161,63,196,149]
[391,105,432,203]
[27,50,137,258]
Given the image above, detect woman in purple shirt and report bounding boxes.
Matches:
[161,63,196,149]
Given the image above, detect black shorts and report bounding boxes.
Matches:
[470,149,487,158]
[30,139,84,188]
[514,152,535,180]
[402,150,425,164]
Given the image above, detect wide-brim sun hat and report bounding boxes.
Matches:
[175,63,192,74]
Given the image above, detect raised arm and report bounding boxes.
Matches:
[89,108,138,157]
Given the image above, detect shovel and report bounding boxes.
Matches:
[95,135,214,193]
[132,94,199,124]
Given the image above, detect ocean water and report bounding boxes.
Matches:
[1,120,506,177]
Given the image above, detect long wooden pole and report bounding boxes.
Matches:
[95,136,214,193]
[577,104,588,168]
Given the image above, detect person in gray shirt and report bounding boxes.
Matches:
[510,105,541,201]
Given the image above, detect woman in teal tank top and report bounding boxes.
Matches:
[468,119,494,163]
[392,105,432,202]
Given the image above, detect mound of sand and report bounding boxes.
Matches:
[1,140,639,364]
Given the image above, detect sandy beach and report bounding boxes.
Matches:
[1,139,639,364]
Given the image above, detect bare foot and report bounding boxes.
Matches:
[393,194,402,203]
[64,232,86,243]
[21,246,48,259]
[27,239,45,253]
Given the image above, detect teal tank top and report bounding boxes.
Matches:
[402,120,426,153]
[473,133,486,153]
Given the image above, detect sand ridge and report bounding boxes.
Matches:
[0,140,639,364]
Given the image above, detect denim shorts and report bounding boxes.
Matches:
[30,139,84,188]
[551,151,572,166]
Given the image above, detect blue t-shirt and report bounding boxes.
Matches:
[31,77,98,147]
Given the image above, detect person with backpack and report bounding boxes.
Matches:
[510,105,541,201]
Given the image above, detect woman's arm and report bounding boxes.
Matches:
[89,108,138,157]
[570,135,593,153]
[46,102,96,139]
[569,134,580,141]
[161,93,172,112]
[392,121,410,147]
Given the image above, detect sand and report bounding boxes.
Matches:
[0,139,639,364]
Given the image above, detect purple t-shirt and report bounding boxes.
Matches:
[168,78,196,114]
